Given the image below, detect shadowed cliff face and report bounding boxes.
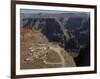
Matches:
[41,18,64,42]
[21,13,90,66]
[65,17,90,46]
[75,43,90,66]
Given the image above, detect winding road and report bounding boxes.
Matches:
[50,45,65,67]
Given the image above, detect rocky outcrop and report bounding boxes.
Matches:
[20,28,76,69]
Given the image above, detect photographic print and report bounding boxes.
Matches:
[20,9,90,69]
[11,1,97,78]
